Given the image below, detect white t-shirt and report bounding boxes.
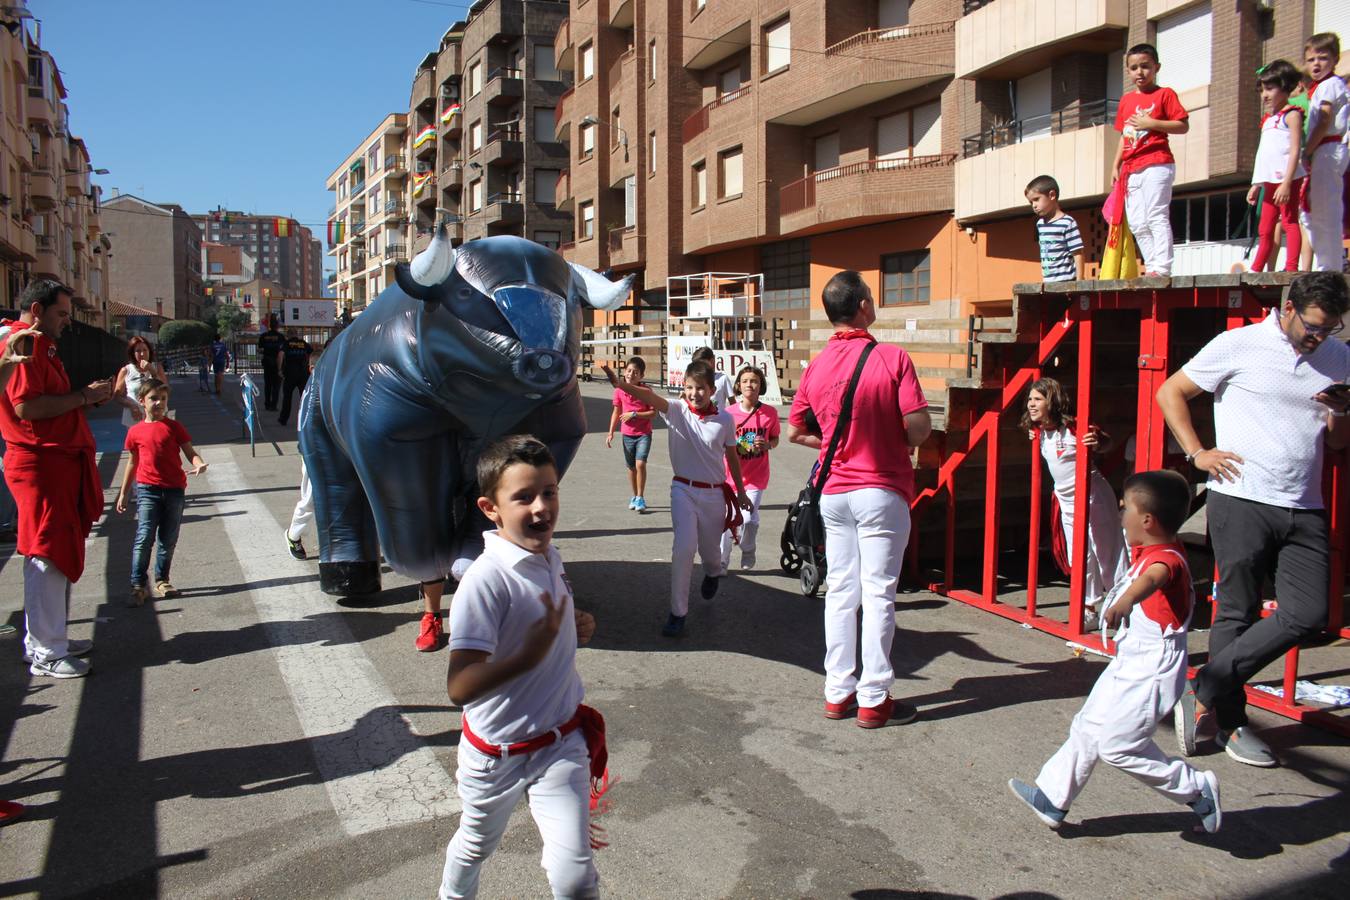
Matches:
[662,398,735,484]
[712,370,734,411]
[1182,310,1350,509]
[1252,107,1307,184]
[1308,75,1350,142]
[1039,426,1081,512]
[449,531,584,745]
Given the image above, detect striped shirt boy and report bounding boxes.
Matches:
[1037,214,1084,282]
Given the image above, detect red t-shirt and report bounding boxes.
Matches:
[613,388,653,436]
[1115,87,1187,171]
[1130,542,1192,630]
[124,418,192,489]
[723,401,781,491]
[788,332,927,501]
[0,323,95,452]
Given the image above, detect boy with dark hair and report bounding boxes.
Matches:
[1025,175,1084,282]
[1010,469,1221,834]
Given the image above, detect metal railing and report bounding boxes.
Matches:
[961,98,1119,158]
[825,19,956,55]
[488,124,522,143]
[487,66,523,82]
[779,154,956,214]
[487,191,523,205]
[608,224,636,252]
[385,155,406,171]
[682,84,751,142]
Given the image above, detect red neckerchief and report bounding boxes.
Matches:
[685,399,719,419]
[830,328,875,342]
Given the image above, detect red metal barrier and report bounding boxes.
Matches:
[913,281,1349,736]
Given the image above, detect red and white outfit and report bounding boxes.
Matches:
[1038,426,1129,611]
[1035,544,1206,811]
[1115,87,1188,275]
[662,399,737,616]
[1300,74,1349,271]
[441,532,597,900]
[789,331,927,709]
[720,400,780,569]
[1250,105,1307,272]
[0,325,101,666]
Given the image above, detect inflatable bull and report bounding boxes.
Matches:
[298,226,631,596]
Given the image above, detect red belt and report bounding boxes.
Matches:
[673,476,719,489]
[1315,134,1343,149]
[462,709,582,759]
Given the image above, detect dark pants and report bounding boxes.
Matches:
[131,484,185,587]
[1197,491,1329,730]
[262,365,281,410]
[278,370,310,426]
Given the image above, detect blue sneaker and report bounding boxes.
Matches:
[1007,778,1066,830]
[628,496,638,510]
[634,496,647,513]
[1189,770,1222,833]
[661,614,686,637]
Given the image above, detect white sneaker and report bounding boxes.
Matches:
[30,655,90,679]
[23,639,92,664]
[1082,607,1101,632]
[740,553,756,570]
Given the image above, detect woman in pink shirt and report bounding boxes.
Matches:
[605,356,656,512]
[720,366,781,571]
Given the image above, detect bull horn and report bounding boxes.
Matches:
[410,224,456,286]
[570,263,633,311]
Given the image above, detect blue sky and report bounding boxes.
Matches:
[34,0,475,271]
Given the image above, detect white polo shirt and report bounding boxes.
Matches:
[712,370,734,411]
[1182,310,1350,509]
[449,531,584,745]
[662,399,736,484]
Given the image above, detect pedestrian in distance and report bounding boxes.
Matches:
[210,333,230,396]
[603,360,752,638]
[605,355,656,513]
[439,435,605,900]
[1247,60,1307,272]
[115,378,208,607]
[1009,470,1222,835]
[196,348,210,393]
[257,315,287,411]
[1025,175,1085,282]
[720,365,780,572]
[276,328,313,427]
[113,336,168,426]
[1298,32,1349,272]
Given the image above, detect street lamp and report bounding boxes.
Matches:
[581,114,628,160]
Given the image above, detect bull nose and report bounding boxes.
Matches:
[514,349,573,394]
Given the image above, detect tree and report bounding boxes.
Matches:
[158,319,214,350]
[203,303,251,342]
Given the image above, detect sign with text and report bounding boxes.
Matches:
[666,337,783,406]
[283,300,336,327]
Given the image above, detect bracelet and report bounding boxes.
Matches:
[1184,448,1205,464]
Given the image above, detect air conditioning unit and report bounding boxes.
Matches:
[441,84,460,101]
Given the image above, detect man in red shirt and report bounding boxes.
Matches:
[0,281,112,679]
[788,271,931,728]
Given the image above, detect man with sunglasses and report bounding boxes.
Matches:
[1157,271,1350,768]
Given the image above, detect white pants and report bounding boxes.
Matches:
[440,731,598,900]
[287,460,314,542]
[1125,163,1176,275]
[670,480,727,616]
[720,487,763,568]
[1300,141,1348,271]
[1036,630,1203,810]
[23,555,72,664]
[820,489,910,707]
[1060,472,1130,609]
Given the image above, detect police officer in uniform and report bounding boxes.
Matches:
[276,328,313,427]
[257,316,287,411]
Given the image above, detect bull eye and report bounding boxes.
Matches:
[458,287,474,299]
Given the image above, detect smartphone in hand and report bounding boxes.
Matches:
[1319,383,1350,402]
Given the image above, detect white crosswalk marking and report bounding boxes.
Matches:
[203,450,460,835]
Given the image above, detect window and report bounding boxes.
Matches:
[1169,188,1252,245]
[580,42,595,81]
[761,239,811,311]
[209,262,223,274]
[535,169,559,205]
[469,61,482,96]
[881,250,930,306]
[623,176,637,227]
[470,120,483,152]
[534,230,561,250]
[470,178,483,211]
[534,107,555,138]
[1015,69,1052,140]
[692,161,707,208]
[718,65,742,96]
[813,132,840,174]
[649,39,658,82]
[719,146,743,198]
[649,131,658,174]
[876,100,942,164]
[579,201,595,239]
[879,0,910,28]
[580,122,595,156]
[533,43,558,81]
[764,17,791,74]
[1154,3,1211,94]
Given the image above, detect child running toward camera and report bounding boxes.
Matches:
[605,355,656,513]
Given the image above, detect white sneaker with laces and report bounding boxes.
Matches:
[29,655,90,679]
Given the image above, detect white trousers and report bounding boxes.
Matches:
[287,460,314,542]
[1125,163,1176,275]
[670,480,727,616]
[1036,631,1203,810]
[440,730,598,900]
[820,488,910,707]
[1300,142,1348,271]
[23,555,72,664]
[1059,472,1130,609]
[720,487,764,568]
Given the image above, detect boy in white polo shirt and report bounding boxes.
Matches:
[440,435,604,900]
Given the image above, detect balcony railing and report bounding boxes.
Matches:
[386,241,408,259]
[608,224,636,252]
[961,99,1119,159]
[682,85,751,142]
[779,154,957,215]
[487,191,523,205]
[487,66,523,82]
[488,124,522,144]
[385,155,406,172]
[35,233,52,250]
[825,20,957,55]
[384,199,406,218]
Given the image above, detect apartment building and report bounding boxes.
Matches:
[326,113,409,314]
[555,0,1350,335]
[202,242,256,284]
[0,10,112,328]
[192,211,323,298]
[102,194,207,321]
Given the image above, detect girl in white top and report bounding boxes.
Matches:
[1023,378,1128,628]
[604,361,751,638]
[114,337,168,425]
[1247,60,1305,273]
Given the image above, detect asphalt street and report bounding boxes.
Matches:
[0,374,1346,899]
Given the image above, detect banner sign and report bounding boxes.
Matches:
[665,337,783,406]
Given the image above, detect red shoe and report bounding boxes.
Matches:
[0,799,24,825]
[823,693,858,720]
[415,612,444,652]
[857,696,919,729]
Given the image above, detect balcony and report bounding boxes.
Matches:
[484,68,524,107]
[27,93,54,133]
[961,98,1118,158]
[471,2,523,43]
[607,225,642,268]
[555,18,573,72]
[351,176,367,197]
[385,240,409,262]
[609,0,634,28]
[763,21,956,127]
[384,155,407,176]
[413,170,438,204]
[956,113,1120,220]
[556,168,572,211]
[779,155,957,236]
[413,124,438,159]
[440,102,463,136]
[34,232,58,277]
[350,252,368,272]
[956,0,1129,80]
[64,167,87,197]
[382,199,406,222]
[554,87,574,141]
[682,85,751,142]
[29,164,58,209]
[683,3,751,70]
[441,156,464,178]
[411,65,436,112]
[484,191,524,227]
[485,125,523,167]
